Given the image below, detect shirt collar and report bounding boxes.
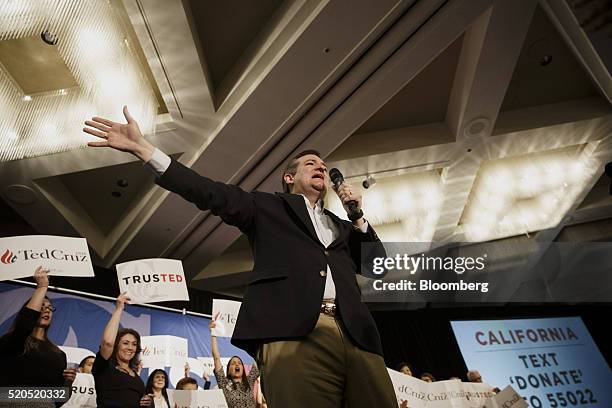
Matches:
[301,194,325,214]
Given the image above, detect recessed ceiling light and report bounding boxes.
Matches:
[327,170,442,242]
[41,29,58,45]
[461,145,594,242]
[539,55,553,66]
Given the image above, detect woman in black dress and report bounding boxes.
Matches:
[92,292,151,408]
[0,266,76,407]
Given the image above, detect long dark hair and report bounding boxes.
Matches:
[145,369,170,407]
[226,356,249,390]
[111,328,142,370]
[5,297,62,354]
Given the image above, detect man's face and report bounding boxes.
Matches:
[284,154,329,197]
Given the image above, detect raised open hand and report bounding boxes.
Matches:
[83,106,155,162]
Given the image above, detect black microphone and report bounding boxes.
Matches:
[329,168,363,221]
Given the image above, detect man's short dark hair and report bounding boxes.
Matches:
[176,376,198,390]
[281,149,322,193]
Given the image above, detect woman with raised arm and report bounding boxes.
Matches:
[0,266,76,407]
[92,292,151,408]
[209,319,258,408]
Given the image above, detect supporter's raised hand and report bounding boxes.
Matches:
[116,292,131,310]
[33,266,49,288]
[27,266,50,311]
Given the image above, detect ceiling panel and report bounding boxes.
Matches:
[185,0,286,103]
[499,5,601,113]
[356,33,464,134]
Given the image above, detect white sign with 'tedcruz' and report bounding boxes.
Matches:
[211,299,241,338]
[116,258,189,303]
[0,235,94,280]
[388,368,496,407]
[140,335,188,368]
[485,386,528,408]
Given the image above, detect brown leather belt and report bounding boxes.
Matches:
[320,301,337,316]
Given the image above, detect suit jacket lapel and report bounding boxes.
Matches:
[278,193,320,243]
[324,209,350,248]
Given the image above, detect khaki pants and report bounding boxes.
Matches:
[257,313,398,408]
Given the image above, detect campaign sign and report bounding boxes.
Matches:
[0,235,93,280]
[387,368,495,407]
[451,317,612,408]
[60,345,96,367]
[141,335,188,368]
[61,373,97,408]
[485,386,528,408]
[168,389,228,408]
[198,356,231,375]
[211,299,241,338]
[116,258,189,303]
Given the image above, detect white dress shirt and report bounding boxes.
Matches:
[302,195,338,300]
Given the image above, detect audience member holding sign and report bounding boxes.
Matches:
[62,356,97,408]
[0,267,76,408]
[92,292,151,408]
[209,319,258,408]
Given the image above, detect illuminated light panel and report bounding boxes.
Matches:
[326,170,443,242]
[0,0,156,162]
[461,145,596,242]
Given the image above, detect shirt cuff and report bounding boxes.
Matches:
[145,148,171,176]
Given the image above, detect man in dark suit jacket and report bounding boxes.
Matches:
[84,107,397,407]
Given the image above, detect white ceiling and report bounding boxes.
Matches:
[1,0,611,298]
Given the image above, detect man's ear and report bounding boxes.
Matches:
[283,173,294,186]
